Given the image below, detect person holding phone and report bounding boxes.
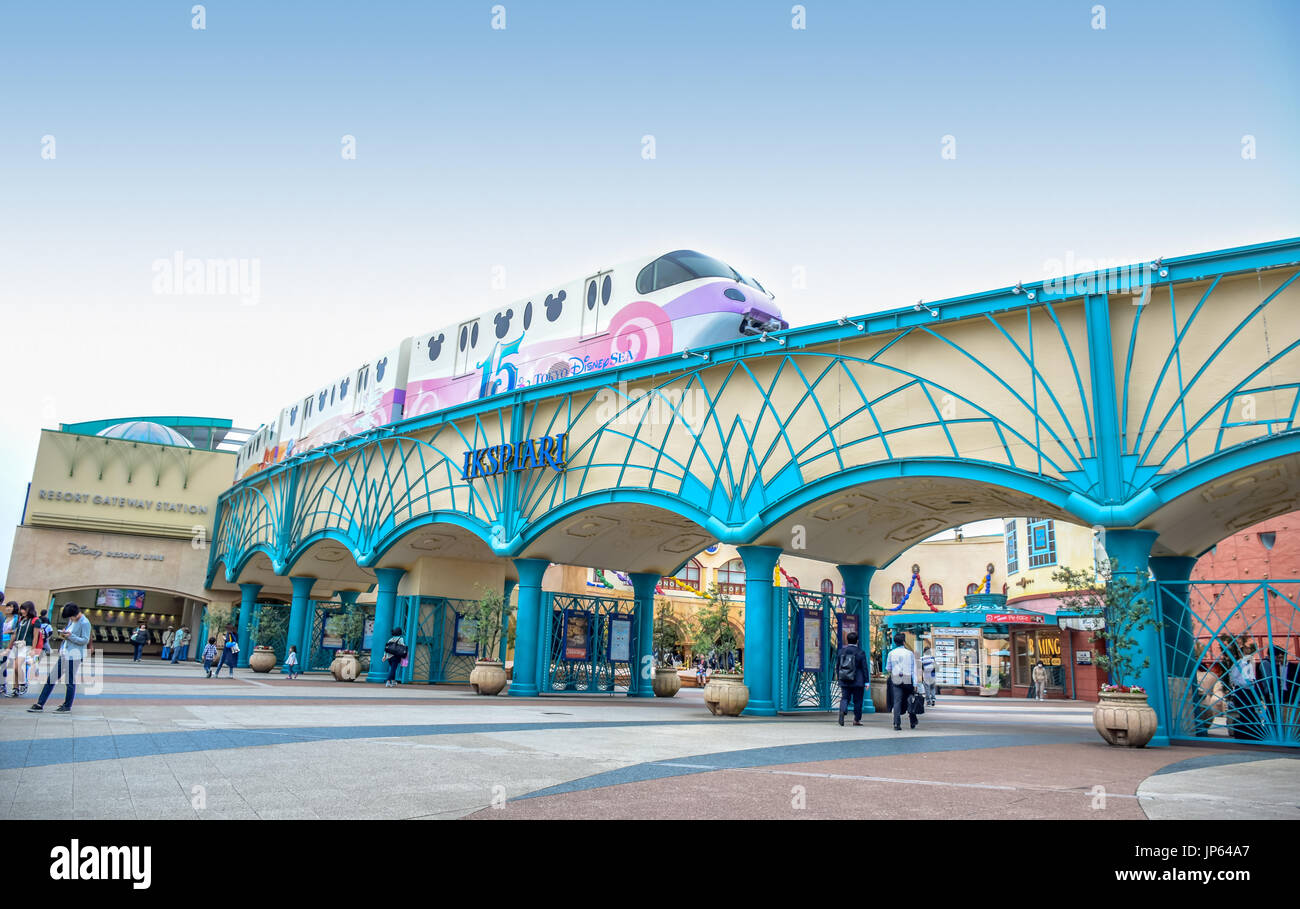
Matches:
[28,603,92,714]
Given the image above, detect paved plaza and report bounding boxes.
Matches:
[2,659,1295,821]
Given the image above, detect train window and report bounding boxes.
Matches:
[586,280,597,309]
[454,319,478,374]
[636,250,741,294]
[358,365,370,393]
[304,397,314,420]
[601,274,612,304]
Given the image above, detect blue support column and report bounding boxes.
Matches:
[1151,555,1198,738]
[235,583,261,667]
[1084,294,1124,503]
[366,569,405,683]
[737,545,782,716]
[1103,529,1170,747]
[837,564,877,713]
[628,572,660,698]
[509,558,549,697]
[287,577,315,670]
[499,579,517,664]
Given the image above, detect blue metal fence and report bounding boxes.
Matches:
[542,592,636,694]
[777,587,864,712]
[396,595,478,685]
[1162,579,1299,747]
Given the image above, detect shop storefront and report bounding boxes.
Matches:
[886,606,1104,700]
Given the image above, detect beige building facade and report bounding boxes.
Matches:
[4,421,242,659]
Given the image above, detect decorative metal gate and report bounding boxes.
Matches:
[1162,579,1299,747]
[305,599,367,672]
[542,592,637,694]
[249,602,292,663]
[396,595,478,685]
[777,587,864,712]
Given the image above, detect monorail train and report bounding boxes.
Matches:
[232,249,786,481]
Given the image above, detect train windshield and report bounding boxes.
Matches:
[637,250,743,294]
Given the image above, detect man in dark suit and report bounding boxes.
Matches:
[837,632,869,727]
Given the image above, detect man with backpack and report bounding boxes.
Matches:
[887,631,920,730]
[836,631,869,726]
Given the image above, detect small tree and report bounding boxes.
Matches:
[1053,558,1161,688]
[464,585,515,660]
[653,597,685,663]
[692,583,740,670]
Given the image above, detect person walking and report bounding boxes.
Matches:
[381,626,407,688]
[1031,660,1050,701]
[28,603,92,714]
[202,637,218,677]
[921,646,938,706]
[0,602,17,694]
[161,625,175,660]
[4,605,36,697]
[170,627,188,664]
[284,645,300,679]
[887,632,919,730]
[216,625,239,678]
[836,631,869,726]
[130,623,149,662]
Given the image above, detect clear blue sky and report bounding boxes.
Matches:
[1,1,1297,580]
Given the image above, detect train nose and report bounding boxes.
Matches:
[739,306,788,335]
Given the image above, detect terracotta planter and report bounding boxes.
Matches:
[1093,691,1158,747]
[652,666,681,698]
[248,647,276,674]
[330,652,361,682]
[703,672,749,716]
[469,660,508,696]
[870,673,889,713]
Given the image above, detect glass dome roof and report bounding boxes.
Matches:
[95,421,194,448]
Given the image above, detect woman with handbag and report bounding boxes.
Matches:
[381,626,407,688]
[216,625,239,678]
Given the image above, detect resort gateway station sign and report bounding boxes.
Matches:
[461,433,568,480]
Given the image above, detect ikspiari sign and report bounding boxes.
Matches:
[461,433,568,480]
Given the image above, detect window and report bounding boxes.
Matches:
[663,559,702,591]
[636,250,741,294]
[1026,518,1057,568]
[717,558,746,596]
[966,583,980,596]
[928,584,943,606]
[820,579,834,594]
[1259,532,1276,550]
[1005,519,1019,574]
[891,582,905,605]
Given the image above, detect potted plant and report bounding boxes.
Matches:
[465,585,515,696]
[694,584,748,716]
[1053,558,1162,747]
[651,598,683,698]
[248,645,277,673]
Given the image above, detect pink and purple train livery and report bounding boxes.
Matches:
[233,249,785,481]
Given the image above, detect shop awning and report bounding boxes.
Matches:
[885,609,1058,629]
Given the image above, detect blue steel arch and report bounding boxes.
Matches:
[207,237,1300,590]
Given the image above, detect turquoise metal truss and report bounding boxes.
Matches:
[208,238,1300,585]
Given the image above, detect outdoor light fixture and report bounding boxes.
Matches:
[681,349,710,362]
[837,316,866,331]
[914,300,939,317]
[1011,282,1037,301]
[758,331,786,347]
